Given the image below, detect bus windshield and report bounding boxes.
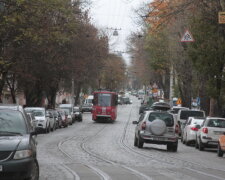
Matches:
[98,93,112,107]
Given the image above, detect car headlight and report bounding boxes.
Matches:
[13,150,32,160]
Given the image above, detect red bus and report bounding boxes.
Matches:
[92,90,118,122]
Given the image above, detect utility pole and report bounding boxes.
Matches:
[71,78,74,105]
[169,65,174,106]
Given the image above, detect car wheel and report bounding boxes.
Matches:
[168,142,178,152]
[217,144,224,157]
[195,138,199,149]
[134,135,138,147]
[172,142,178,152]
[198,138,204,151]
[28,160,39,180]
[137,135,144,148]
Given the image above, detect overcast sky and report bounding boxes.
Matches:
[90,0,149,64]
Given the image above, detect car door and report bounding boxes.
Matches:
[185,118,192,140]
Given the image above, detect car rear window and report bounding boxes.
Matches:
[180,110,204,120]
[148,112,174,127]
[207,119,225,128]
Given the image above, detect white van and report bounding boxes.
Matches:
[84,95,94,104]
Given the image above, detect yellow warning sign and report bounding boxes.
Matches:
[176,98,182,105]
[219,12,225,24]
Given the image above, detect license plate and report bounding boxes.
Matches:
[153,137,165,141]
[214,131,222,135]
[0,165,3,172]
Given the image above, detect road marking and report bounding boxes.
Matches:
[62,164,80,180]
[86,165,112,180]
[122,166,153,180]
[185,167,225,180]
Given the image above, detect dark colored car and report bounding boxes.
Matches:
[139,104,151,114]
[81,103,92,112]
[73,106,82,122]
[122,97,132,104]
[0,104,39,180]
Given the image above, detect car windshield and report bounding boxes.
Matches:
[0,110,27,134]
[63,109,70,114]
[60,108,71,114]
[33,110,45,117]
[74,108,80,112]
[207,119,225,128]
[192,119,204,125]
[148,112,174,126]
[180,110,204,120]
[98,93,112,107]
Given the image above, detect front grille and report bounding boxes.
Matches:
[0,151,12,161]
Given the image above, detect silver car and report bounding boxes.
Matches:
[133,110,179,152]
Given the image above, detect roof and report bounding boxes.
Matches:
[93,91,117,94]
[0,104,23,111]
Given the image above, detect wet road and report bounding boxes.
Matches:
[37,97,225,180]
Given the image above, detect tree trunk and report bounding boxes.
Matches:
[25,82,43,107]
[0,72,7,103]
[75,82,82,106]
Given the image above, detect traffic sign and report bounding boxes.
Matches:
[180,30,194,42]
[176,98,182,105]
[219,12,225,24]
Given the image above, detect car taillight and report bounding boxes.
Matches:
[141,122,146,130]
[202,128,208,134]
[191,127,198,131]
[175,124,179,134]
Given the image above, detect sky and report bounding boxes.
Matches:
[90,0,148,64]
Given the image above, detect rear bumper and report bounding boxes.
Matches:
[140,134,178,145]
[202,140,218,147]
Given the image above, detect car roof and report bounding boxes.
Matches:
[206,117,225,120]
[0,104,24,112]
[24,107,45,110]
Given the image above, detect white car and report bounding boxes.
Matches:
[46,110,56,131]
[182,117,205,145]
[24,107,50,133]
[196,117,225,151]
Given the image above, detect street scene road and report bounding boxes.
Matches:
[37,96,225,180]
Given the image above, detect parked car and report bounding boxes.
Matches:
[196,117,225,151]
[133,110,179,151]
[58,104,75,123]
[0,104,39,180]
[56,109,68,128]
[182,117,205,145]
[168,106,189,136]
[122,97,132,104]
[151,102,171,111]
[26,112,37,130]
[46,110,56,131]
[63,109,73,125]
[81,103,93,112]
[218,132,225,157]
[24,107,50,133]
[49,109,62,129]
[177,109,205,137]
[139,104,151,114]
[74,106,83,122]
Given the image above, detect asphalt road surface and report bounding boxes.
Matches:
[37,97,225,180]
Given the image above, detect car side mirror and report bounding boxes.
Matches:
[132,121,138,124]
